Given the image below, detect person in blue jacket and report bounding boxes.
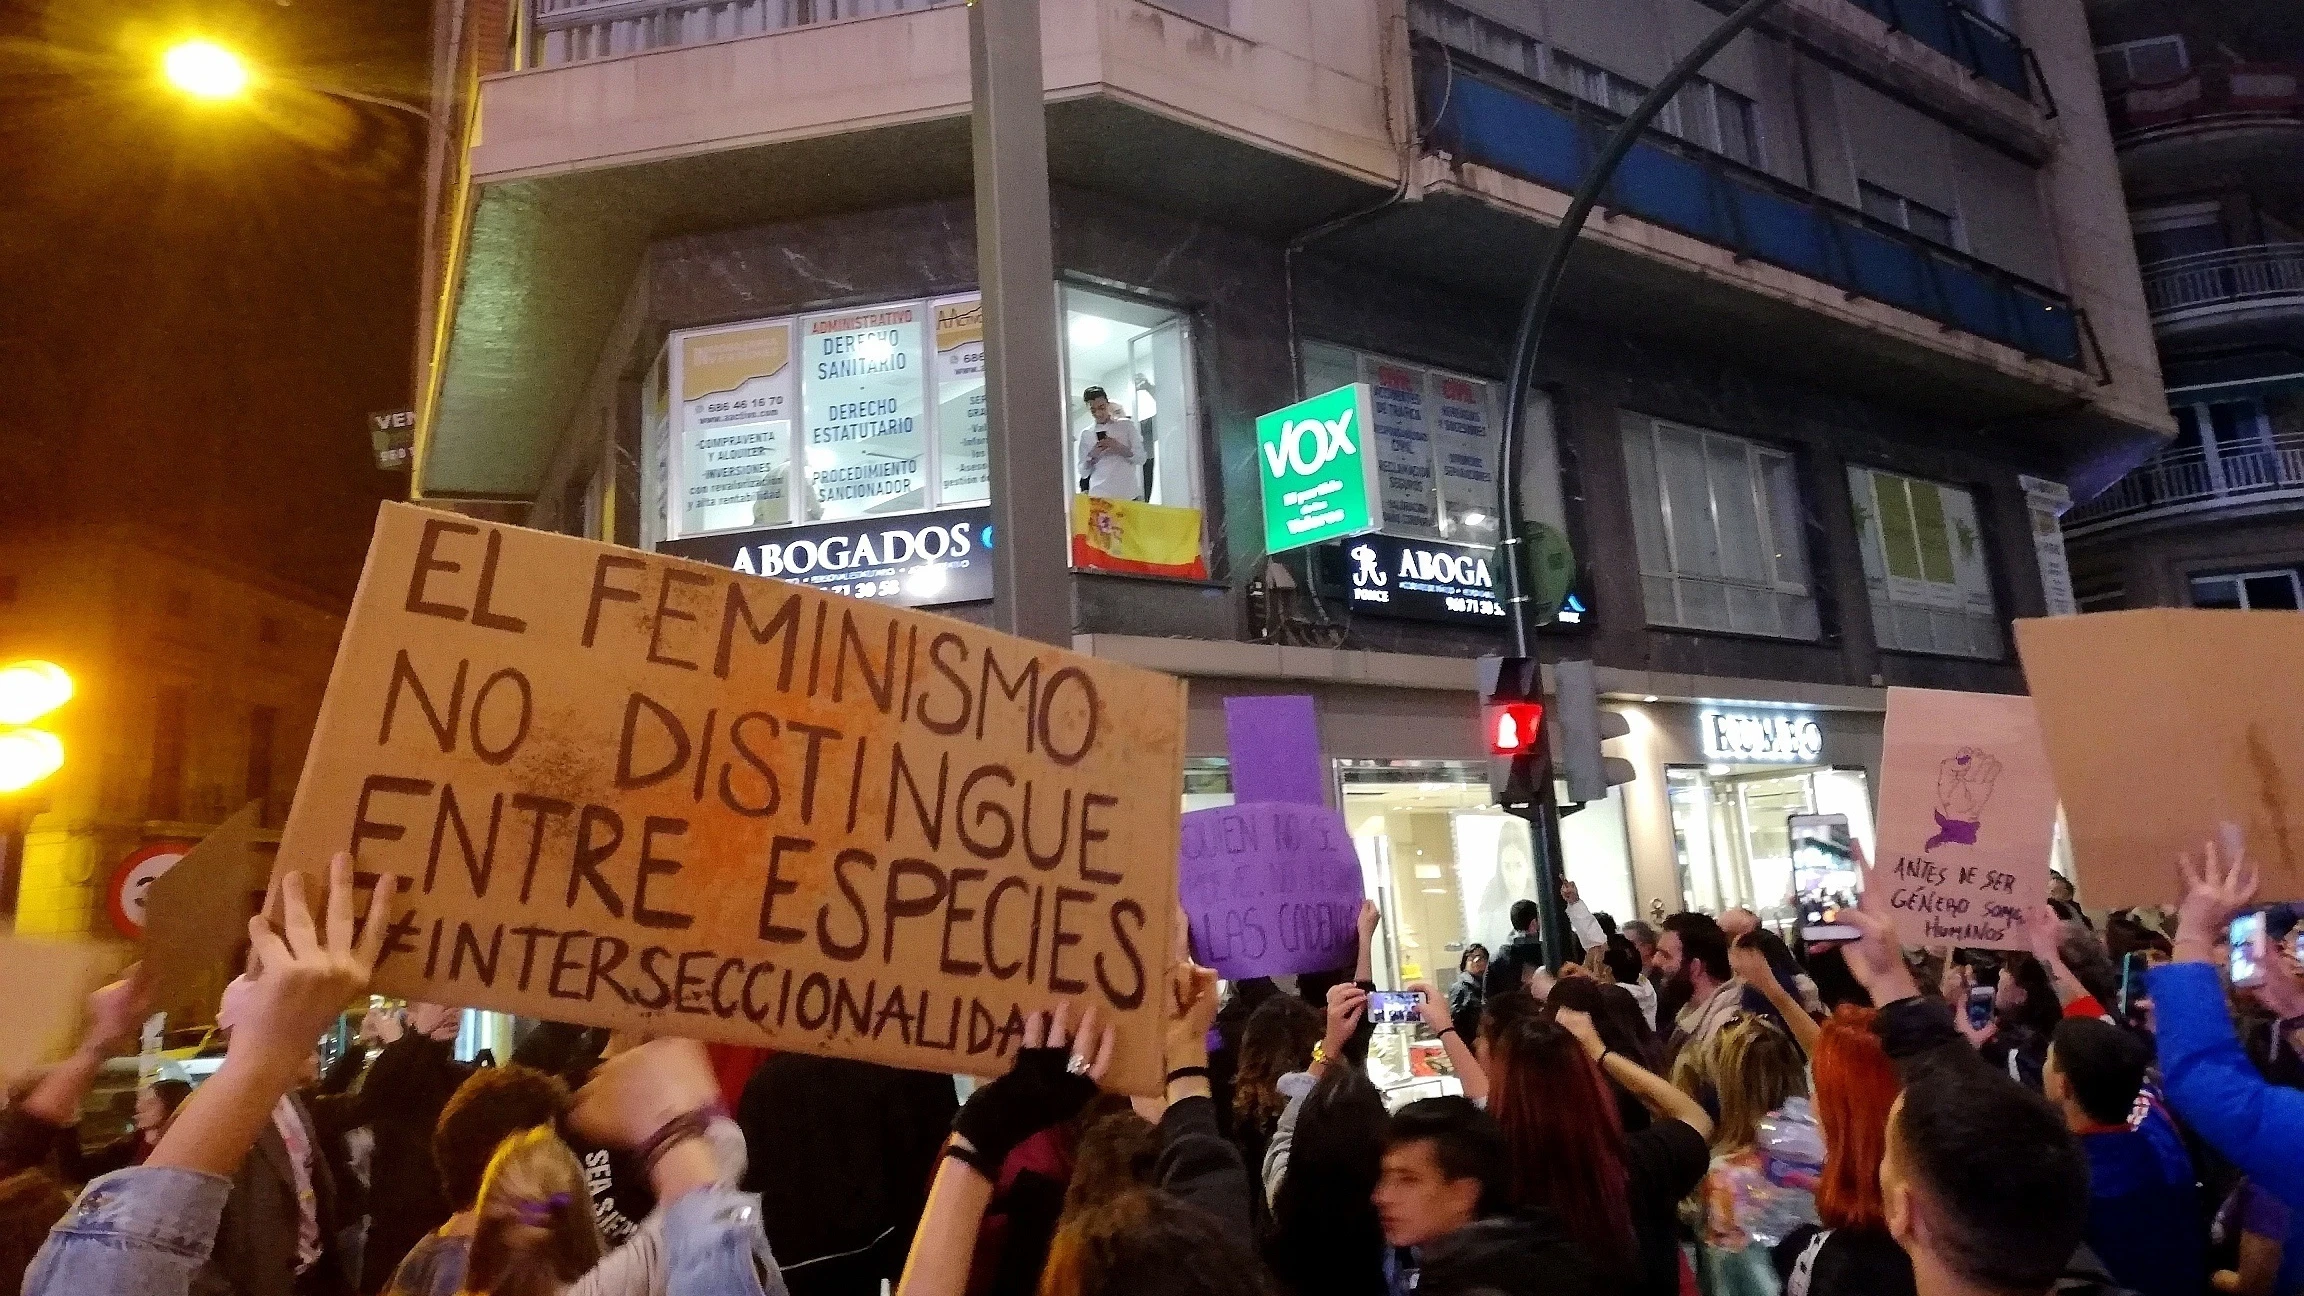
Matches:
[2044,1017,2205,1296]
[2148,833,2304,1213]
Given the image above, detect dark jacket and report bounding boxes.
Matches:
[0,1167,72,1296]
[195,1093,355,1296]
[1157,1095,1255,1250]
[1415,1211,1601,1296]
[739,1054,958,1296]
[344,1035,468,1290]
[1485,934,1546,999]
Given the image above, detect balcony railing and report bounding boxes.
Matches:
[1409,11,2083,368]
[2065,434,2304,532]
[2106,62,2304,140]
[523,0,958,67]
[1838,0,2031,101]
[2143,244,2304,319]
[521,0,1230,67]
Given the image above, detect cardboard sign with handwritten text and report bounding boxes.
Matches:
[2018,610,2304,911]
[1875,688,2057,948]
[1178,803,1365,980]
[277,504,1187,1093]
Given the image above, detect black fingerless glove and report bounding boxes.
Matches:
[950,1046,1097,1174]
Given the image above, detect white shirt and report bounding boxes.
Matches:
[1079,415,1143,501]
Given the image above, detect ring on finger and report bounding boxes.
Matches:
[1066,1053,1091,1076]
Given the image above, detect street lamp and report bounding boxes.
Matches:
[162,40,251,101]
[158,38,433,123]
[0,658,71,920]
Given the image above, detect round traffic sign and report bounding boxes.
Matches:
[108,840,195,940]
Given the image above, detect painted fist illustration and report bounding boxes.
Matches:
[1926,747,2000,851]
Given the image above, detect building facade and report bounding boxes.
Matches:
[2062,0,2304,609]
[0,529,341,943]
[410,0,2166,985]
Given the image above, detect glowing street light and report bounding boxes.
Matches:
[0,730,63,796]
[163,39,251,100]
[0,660,71,727]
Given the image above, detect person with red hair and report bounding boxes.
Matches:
[1772,1006,1915,1296]
[1481,994,1712,1296]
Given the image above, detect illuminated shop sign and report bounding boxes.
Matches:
[1699,709,1824,764]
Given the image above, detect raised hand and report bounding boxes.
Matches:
[1842,840,1920,1005]
[83,966,152,1057]
[1555,1006,1605,1060]
[1322,981,1369,1067]
[228,853,396,1079]
[2175,826,2259,963]
[951,1004,1115,1175]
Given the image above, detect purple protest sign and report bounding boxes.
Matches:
[1223,695,1327,806]
[1179,801,1366,980]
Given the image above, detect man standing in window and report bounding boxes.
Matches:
[1078,385,1142,501]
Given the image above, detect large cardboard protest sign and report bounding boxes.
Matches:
[2018,610,2304,911]
[277,504,1188,1093]
[1874,688,2057,948]
[1178,803,1365,980]
[144,802,278,1030]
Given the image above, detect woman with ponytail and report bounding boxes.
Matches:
[463,1127,605,1296]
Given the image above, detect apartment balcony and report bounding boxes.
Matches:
[1408,30,2082,368]
[2064,434,2304,538]
[1834,0,2030,101]
[2107,63,2304,189]
[2142,244,2304,348]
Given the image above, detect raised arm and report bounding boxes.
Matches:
[1355,899,1380,986]
[897,1007,1113,1296]
[1730,939,1818,1056]
[2150,835,2304,1210]
[1406,979,1486,1103]
[25,855,394,1296]
[1557,1007,1713,1142]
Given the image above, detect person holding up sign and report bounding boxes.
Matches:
[20,856,793,1296]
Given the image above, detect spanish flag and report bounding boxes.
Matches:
[1070,495,1209,580]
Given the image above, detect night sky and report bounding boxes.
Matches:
[0,0,430,604]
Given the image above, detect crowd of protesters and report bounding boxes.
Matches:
[4,834,2303,1296]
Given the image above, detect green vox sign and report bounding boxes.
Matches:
[1256,383,1385,554]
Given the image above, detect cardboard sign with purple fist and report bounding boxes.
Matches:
[1179,802,1366,980]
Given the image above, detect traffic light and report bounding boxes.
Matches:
[1479,656,1548,809]
[1554,659,1639,805]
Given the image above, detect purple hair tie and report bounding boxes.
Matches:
[515,1193,573,1226]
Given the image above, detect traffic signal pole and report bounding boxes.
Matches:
[1487,0,1788,968]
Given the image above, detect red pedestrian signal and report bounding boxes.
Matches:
[1486,702,1545,756]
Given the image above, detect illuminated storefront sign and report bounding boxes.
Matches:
[1699,709,1824,764]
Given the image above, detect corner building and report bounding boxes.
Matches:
[410,0,2167,991]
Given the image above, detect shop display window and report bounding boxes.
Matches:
[1339,761,1637,995]
[1666,764,1874,925]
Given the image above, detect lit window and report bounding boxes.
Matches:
[1622,414,1818,639]
[656,292,990,540]
[1302,342,1506,545]
[1060,286,1200,511]
[1847,467,2003,658]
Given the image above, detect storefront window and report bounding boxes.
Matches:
[1666,764,1874,925]
[655,293,989,542]
[1340,761,1637,994]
